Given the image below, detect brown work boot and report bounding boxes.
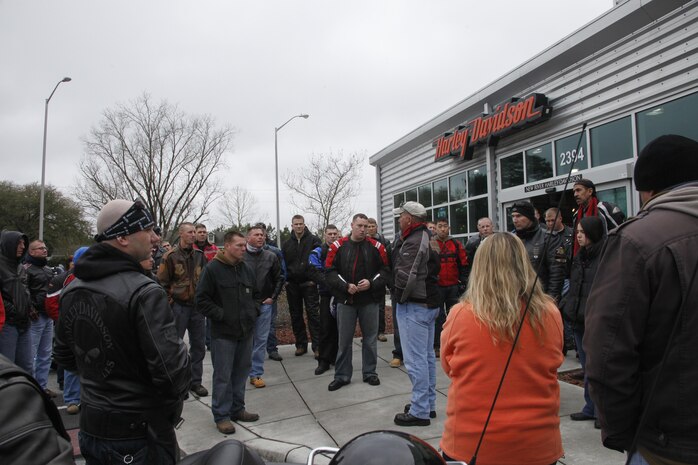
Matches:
[233,410,259,422]
[216,420,236,434]
[295,347,307,356]
[389,358,402,368]
[66,404,80,415]
[249,377,266,388]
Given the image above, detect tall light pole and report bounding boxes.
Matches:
[274,113,309,248]
[39,76,72,240]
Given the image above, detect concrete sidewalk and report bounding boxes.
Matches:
[176,335,626,464]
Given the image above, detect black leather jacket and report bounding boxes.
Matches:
[24,255,54,315]
[514,224,564,301]
[282,228,321,283]
[54,243,191,422]
[0,231,31,330]
[243,247,283,301]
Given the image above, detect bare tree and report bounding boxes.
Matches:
[218,186,260,228]
[283,151,363,230]
[75,93,234,238]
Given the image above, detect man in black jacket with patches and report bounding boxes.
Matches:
[54,199,190,464]
[281,215,322,357]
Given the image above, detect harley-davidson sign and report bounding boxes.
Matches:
[434,93,552,162]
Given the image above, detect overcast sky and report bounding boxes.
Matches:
[1,0,615,232]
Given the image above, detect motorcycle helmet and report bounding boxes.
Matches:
[328,430,446,465]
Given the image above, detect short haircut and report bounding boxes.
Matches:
[478,217,492,223]
[436,218,449,225]
[325,224,338,232]
[178,222,195,232]
[545,208,560,217]
[367,218,377,225]
[247,225,265,235]
[195,223,207,230]
[253,222,267,231]
[426,221,436,225]
[292,215,305,222]
[29,240,45,247]
[224,230,245,244]
[352,213,368,223]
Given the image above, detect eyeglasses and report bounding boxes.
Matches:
[32,246,48,251]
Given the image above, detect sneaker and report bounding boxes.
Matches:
[268,351,283,361]
[377,333,388,342]
[295,347,307,356]
[232,410,259,422]
[249,377,266,388]
[44,388,58,398]
[191,384,209,397]
[404,403,436,418]
[394,412,430,427]
[216,420,236,434]
[389,358,402,368]
[66,404,80,415]
[363,375,380,386]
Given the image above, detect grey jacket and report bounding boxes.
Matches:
[392,224,440,308]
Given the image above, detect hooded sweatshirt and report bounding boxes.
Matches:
[0,231,31,329]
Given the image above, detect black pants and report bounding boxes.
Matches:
[318,293,338,365]
[435,285,461,349]
[378,294,386,334]
[286,281,321,351]
[391,293,402,359]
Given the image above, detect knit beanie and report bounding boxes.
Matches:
[511,201,537,223]
[634,135,698,192]
[579,216,604,244]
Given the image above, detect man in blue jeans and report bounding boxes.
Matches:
[24,240,57,397]
[243,225,283,389]
[196,231,260,434]
[158,222,208,398]
[391,202,441,426]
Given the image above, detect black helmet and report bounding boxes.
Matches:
[328,430,446,465]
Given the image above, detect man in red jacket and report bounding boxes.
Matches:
[433,219,468,358]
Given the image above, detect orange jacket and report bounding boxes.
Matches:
[440,301,564,465]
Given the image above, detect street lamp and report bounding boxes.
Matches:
[274,113,309,248]
[39,76,72,241]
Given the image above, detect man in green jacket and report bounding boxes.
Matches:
[195,230,260,435]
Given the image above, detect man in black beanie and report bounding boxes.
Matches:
[511,201,564,302]
[585,135,698,464]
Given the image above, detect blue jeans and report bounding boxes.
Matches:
[64,369,81,405]
[30,313,54,389]
[628,451,650,465]
[334,302,378,382]
[210,336,253,423]
[79,431,176,465]
[396,303,439,420]
[172,303,205,386]
[0,323,33,373]
[250,303,273,378]
[574,328,595,417]
[266,302,279,354]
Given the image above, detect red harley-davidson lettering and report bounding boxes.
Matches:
[433,93,552,162]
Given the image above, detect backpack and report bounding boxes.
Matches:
[0,354,74,465]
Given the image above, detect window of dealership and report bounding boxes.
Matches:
[392,90,698,237]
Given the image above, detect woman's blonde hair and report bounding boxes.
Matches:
[464,232,552,344]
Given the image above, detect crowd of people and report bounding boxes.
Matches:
[0,134,696,465]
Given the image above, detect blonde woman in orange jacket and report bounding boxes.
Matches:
[440,232,564,465]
